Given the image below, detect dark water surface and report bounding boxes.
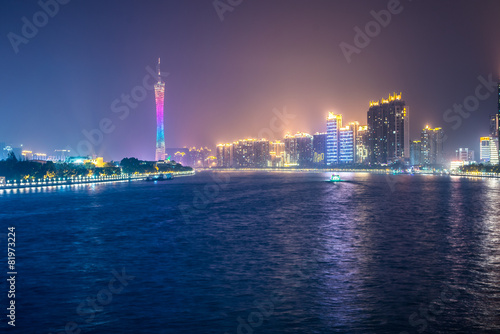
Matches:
[1,172,500,333]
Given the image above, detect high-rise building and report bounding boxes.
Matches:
[283,133,313,167]
[284,134,298,166]
[295,133,313,167]
[480,137,491,162]
[490,114,499,138]
[339,123,356,164]
[253,139,270,168]
[480,137,499,164]
[313,133,327,166]
[356,125,369,164]
[187,147,212,167]
[326,113,342,165]
[270,141,285,167]
[410,140,421,165]
[497,82,500,140]
[155,58,166,161]
[492,138,500,165]
[420,126,444,165]
[367,93,408,164]
[216,144,233,167]
[232,139,256,168]
[491,111,499,164]
[455,148,473,162]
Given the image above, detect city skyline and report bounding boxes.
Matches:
[1,86,496,163]
[2,1,500,161]
[2,3,500,333]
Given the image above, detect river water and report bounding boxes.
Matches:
[1,171,499,333]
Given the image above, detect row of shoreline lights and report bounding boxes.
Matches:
[1,175,126,186]
[0,171,193,186]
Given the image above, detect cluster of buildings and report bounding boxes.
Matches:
[216,93,445,168]
[0,145,112,168]
[4,65,500,170]
[0,145,72,163]
[450,113,499,170]
[479,114,499,164]
[409,126,444,165]
[216,88,500,169]
[165,147,216,168]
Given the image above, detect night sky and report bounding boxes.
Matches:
[1,0,499,161]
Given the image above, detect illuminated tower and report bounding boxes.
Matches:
[155,58,165,161]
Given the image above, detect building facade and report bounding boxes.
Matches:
[367,93,408,164]
[339,123,356,164]
[326,113,342,165]
[216,144,233,167]
[313,133,327,167]
[455,148,474,162]
[480,137,499,164]
[356,125,368,164]
[420,126,444,165]
[253,139,270,168]
[231,139,270,168]
[295,133,313,167]
[233,139,255,168]
[410,140,422,165]
[270,141,285,167]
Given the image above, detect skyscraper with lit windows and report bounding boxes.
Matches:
[313,133,327,166]
[420,126,444,165]
[155,58,166,161]
[326,113,342,165]
[367,93,408,164]
[339,123,356,164]
[496,82,500,162]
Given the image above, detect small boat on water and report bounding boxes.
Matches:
[329,174,342,182]
[146,173,173,181]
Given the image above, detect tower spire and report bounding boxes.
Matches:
[157,57,161,83]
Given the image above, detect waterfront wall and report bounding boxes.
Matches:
[0,171,195,190]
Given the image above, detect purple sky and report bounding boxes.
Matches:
[1,0,500,160]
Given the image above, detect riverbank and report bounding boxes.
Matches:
[0,171,196,190]
[195,168,500,179]
[195,168,391,173]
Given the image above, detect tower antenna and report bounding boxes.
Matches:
[157,57,161,83]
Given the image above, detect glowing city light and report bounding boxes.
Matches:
[155,57,166,161]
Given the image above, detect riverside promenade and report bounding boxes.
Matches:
[0,171,196,190]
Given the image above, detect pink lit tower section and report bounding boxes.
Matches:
[155,58,166,161]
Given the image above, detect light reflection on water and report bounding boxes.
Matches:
[0,172,499,333]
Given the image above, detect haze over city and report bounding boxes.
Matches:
[3,1,500,334]
[1,0,500,161]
